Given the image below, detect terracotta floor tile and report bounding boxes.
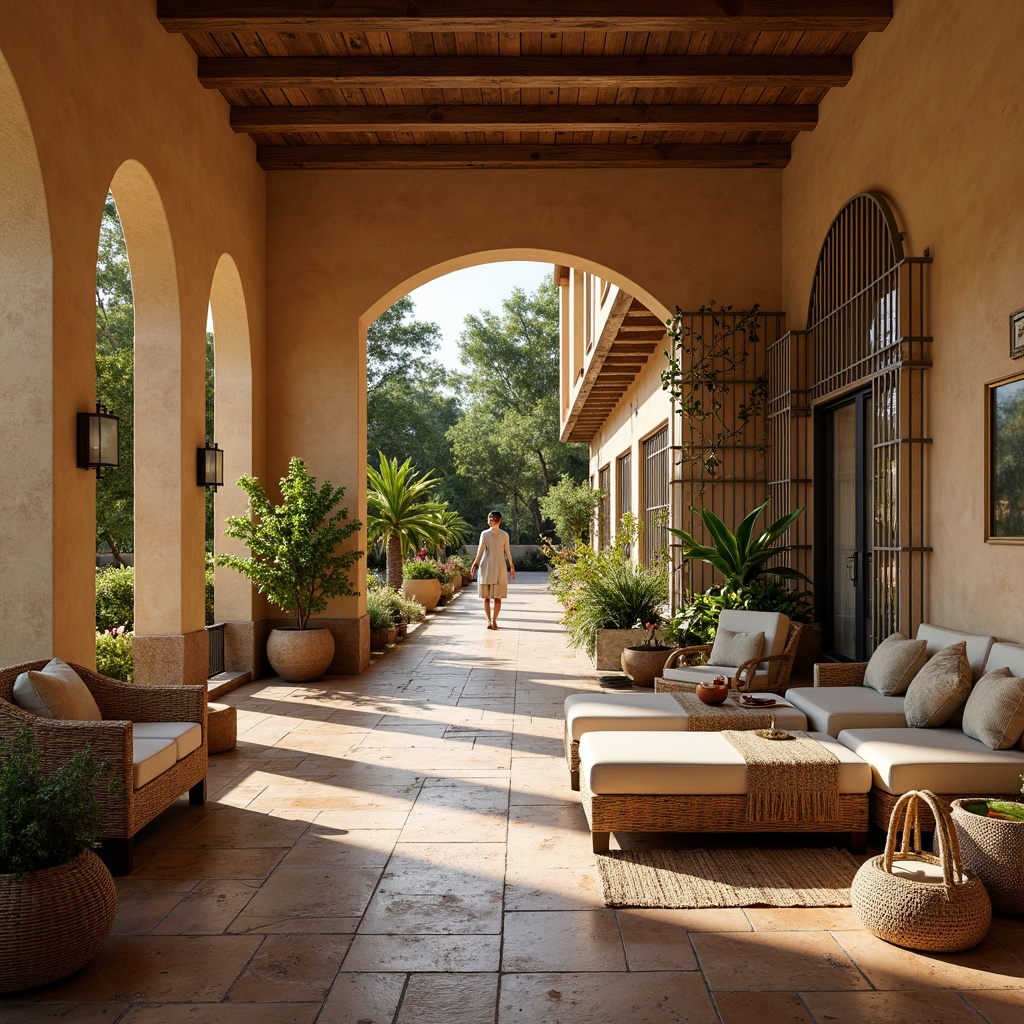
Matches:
[714,992,813,1023]
[693,931,870,991]
[802,989,990,1022]
[359,888,503,934]
[340,934,500,973]
[152,879,260,934]
[285,828,401,868]
[504,865,607,911]
[497,971,718,1023]
[155,806,310,849]
[111,890,184,934]
[745,907,863,931]
[502,910,627,972]
[833,931,1024,990]
[17,935,261,1002]
[131,846,286,880]
[961,989,1024,1024]
[227,934,350,1002]
[0,1005,129,1023]
[396,973,499,1023]
[122,1005,320,1024]
[318,972,406,1024]
[616,909,700,971]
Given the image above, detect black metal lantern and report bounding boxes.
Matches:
[197,441,224,490]
[76,403,119,478]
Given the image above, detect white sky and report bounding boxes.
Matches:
[407,261,554,369]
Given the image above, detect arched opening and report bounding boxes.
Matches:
[0,48,54,665]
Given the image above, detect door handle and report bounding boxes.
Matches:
[846,552,858,583]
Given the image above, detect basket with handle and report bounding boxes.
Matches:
[851,789,991,951]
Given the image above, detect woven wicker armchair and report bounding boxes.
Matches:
[0,661,207,875]
[813,661,869,687]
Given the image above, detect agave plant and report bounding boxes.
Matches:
[667,501,808,588]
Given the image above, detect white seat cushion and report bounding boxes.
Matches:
[579,730,872,796]
[916,624,994,683]
[984,642,1024,678]
[564,692,806,741]
[836,727,1024,795]
[784,686,907,736]
[132,736,178,790]
[133,721,202,760]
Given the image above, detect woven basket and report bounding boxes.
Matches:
[0,849,116,992]
[851,789,991,951]
[951,799,1024,915]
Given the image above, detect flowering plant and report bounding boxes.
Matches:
[642,620,661,646]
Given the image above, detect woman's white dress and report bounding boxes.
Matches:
[475,528,512,598]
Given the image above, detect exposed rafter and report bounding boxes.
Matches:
[230,103,818,135]
[256,143,790,170]
[200,55,852,91]
[159,1,894,35]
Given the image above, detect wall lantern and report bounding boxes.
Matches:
[197,441,224,491]
[76,403,119,477]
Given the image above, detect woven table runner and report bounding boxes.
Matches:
[668,691,774,731]
[723,729,840,824]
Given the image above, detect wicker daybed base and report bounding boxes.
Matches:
[580,774,869,854]
[870,787,1021,832]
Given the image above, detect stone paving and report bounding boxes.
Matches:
[4,572,1024,1022]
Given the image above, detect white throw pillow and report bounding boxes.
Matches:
[12,657,102,721]
[709,628,765,669]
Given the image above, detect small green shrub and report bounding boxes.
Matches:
[95,628,133,681]
[366,587,397,631]
[0,727,119,878]
[403,557,444,581]
[393,591,426,624]
[95,564,134,631]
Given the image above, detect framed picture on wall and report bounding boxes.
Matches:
[987,372,1024,541]
[1012,307,1024,359]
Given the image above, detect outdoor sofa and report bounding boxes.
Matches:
[0,658,208,875]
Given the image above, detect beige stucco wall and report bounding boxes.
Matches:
[781,0,1024,639]
[0,0,265,673]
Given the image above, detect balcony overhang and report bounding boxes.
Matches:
[561,293,665,444]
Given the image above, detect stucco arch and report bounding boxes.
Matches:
[208,252,256,627]
[0,47,53,665]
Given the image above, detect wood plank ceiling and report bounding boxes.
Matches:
[158,2,893,170]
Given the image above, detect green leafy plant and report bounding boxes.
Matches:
[403,556,445,581]
[217,457,363,629]
[95,564,134,631]
[95,627,133,681]
[366,586,398,631]
[668,501,808,588]
[538,477,604,547]
[0,727,119,879]
[515,549,550,572]
[366,454,449,591]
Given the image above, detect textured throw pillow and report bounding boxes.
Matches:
[863,631,929,696]
[709,628,765,669]
[962,667,1024,750]
[903,642,972,728]
[12,657,102,721]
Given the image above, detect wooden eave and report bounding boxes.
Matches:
[561,295,665,444]
[155,2,892,170]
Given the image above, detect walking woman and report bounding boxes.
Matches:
[470,511,515,629]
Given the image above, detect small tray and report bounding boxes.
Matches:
[755,728,794,741]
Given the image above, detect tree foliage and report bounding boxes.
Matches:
[538,477,604,547]
[217,458,363,629]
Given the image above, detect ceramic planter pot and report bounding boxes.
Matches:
[452,575,463,590]
[370,628,390,651]
[620,645,675,688]
[266,627,335,682]
[0,850,116,993]
[593,628,649,670]
[402,578,441,611]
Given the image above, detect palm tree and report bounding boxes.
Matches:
[434,508,472,560]
[366,454,449,590]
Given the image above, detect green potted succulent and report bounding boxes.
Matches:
[0,728,119,993]
[217,457,363,682]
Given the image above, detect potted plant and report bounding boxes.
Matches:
[366,585,398,651]
[217,457,363,682]
[0,728,118,993]
[620,619,676,688]
[402,552,444,612]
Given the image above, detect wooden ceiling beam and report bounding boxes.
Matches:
[160,2,893,34]
[202,55,851,91]
[256,143,790,170]
[231,103,817,135]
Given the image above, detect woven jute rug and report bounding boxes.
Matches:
[597,847,860,908]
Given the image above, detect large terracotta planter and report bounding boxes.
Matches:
[452,574,463,590]
[593,628,648,670]
[620,645,676,688]
[403,578,441,611]
[0,850,116,993]
[266,627,335,682]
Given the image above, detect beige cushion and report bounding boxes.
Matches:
[916,624,995,683]
[661,663,772,688]
[983,642,1024,678]
[132,736,177,790]
[961,668,1024,750]
[709,628,765,669]
[12,658,102,721]
[903,642,972,727]
[784,685,907,737]
[579,730,872,796]
[863,632,928,696]
[836,727,1024,795]
[132,721,203,760]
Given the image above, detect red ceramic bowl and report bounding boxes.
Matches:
[696,682,730,705]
